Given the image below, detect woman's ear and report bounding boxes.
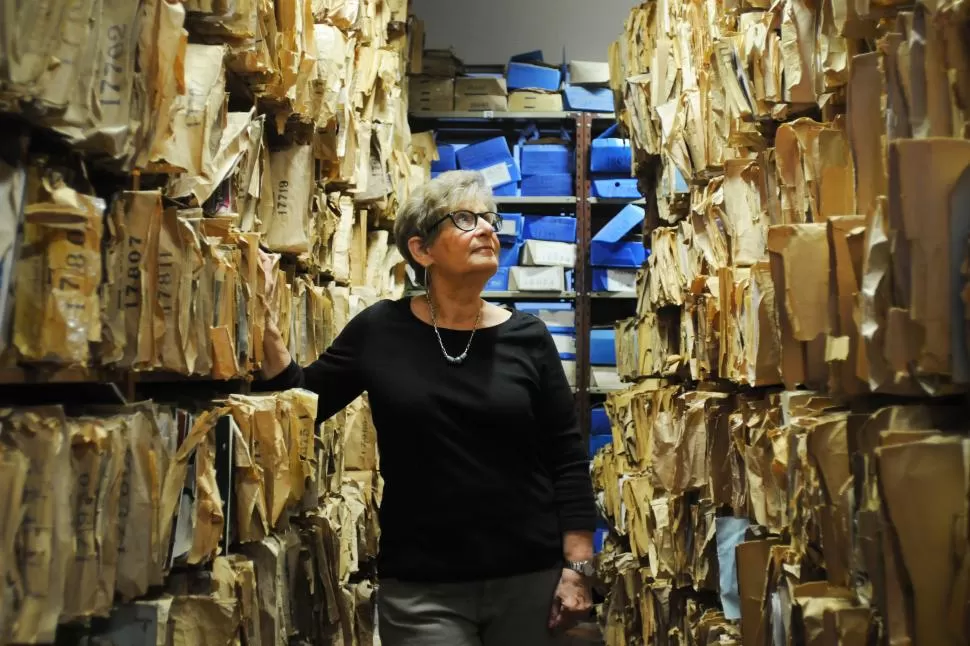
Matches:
[408,235,432,269]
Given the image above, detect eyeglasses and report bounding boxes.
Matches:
[431,210,503,233]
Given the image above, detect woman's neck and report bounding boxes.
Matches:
[427,279,483,326]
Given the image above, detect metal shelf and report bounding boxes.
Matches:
[410,111,615,121]
[494,196,577,205]
[483,291,576,300]
[588,197,646,205]
[589,292,637,299]
[589,387,624,396]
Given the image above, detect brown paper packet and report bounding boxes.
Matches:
[263,145,314,253]
[226,399,270,544]
[169,594,240,646]
[13,169,104,365]
[64,418,111,621]
[0,406,73,644]
[118,191,163,369]
[279,389,319,510]
[160,408,229,568]
[0,443,29,638]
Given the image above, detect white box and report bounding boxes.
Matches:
[595,268,637,293]
[509,266,565,291]
[561,360,577,387]
[591,366,623,390]
[551,333,577,356]
[521,240,576,267]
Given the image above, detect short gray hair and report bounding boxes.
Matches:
[394,170,497,281]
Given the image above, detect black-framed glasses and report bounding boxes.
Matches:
[431,210,503,233]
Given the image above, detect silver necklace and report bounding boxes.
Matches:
[425,292,483,365]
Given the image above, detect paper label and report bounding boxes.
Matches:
[606,269,637,292]
[480,162,513,188]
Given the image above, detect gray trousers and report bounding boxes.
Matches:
[377,568,564,646]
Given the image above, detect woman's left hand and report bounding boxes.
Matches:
[548,568,592,632]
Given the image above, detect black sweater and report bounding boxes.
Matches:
[258,297,597,582]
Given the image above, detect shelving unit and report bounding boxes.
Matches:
[410,110,641,442]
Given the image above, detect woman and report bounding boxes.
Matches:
[258,170,597,645]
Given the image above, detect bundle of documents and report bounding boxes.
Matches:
[594,379,970,646]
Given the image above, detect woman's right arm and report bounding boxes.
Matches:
[256,309,369,421]
[255,250,368,419]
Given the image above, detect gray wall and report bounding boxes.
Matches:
[411,0,634,65]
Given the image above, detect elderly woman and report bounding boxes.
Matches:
[258,170,596,645]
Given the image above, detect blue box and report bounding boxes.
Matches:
[486,267,510,291]
[499,241,522,267]
[591,203,646,267]
[590,329,617,365]
[432,143,459,172]
[493,181,521,197]
[591,406,611,436]
[590,124,632,174]
[456,137,522,188]
[591,268,639,292]
[592,241,645,267]
[594,528,608,553]
[591,177,640,199]
[521,174,573,197]
[590,434,612,457]
[519,144,572,176]
[523,215,576,243]
[507,62,562,91]
[563,85,614,112]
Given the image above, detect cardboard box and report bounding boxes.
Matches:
[509,266,565,291]
[564,85,614,112]
[591,268,637,292]
[521,173,573,196]
[568,60,610,86]
[509,91,564,112]
[590,329,617,365]
[521,240,576,267]
[514,301,575,330]
[590,124,633,173]
[454,94,509,111]
[591,203,646,267]
[523,215,576,242]
[518,144,572,176]
[409,77,454,112]
[506,61,562,91]
[591,177,640,199]
[422,49,463,77]
[455,136,521,188]
[454,76,509,111]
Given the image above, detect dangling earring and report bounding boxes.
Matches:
[424,266,430,289]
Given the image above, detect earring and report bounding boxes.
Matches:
[424,266,429,288]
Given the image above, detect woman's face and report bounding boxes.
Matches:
[419,201,500,280]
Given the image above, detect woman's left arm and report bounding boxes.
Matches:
[534,326,598,543]
[533,326,598,630]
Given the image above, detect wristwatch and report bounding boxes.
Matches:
[565,559,595,577]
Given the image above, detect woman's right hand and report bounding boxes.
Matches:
[258,248,280,329]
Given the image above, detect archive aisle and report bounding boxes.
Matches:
[0,1,421,644]
[592,1,970,645]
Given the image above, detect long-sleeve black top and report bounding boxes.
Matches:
[258,297,597,583]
